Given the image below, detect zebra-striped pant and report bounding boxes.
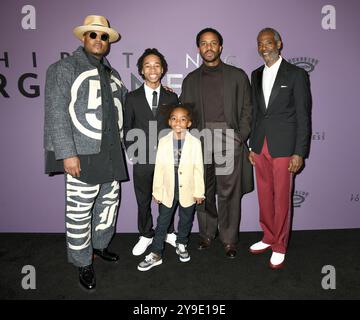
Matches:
[65,174,120,267]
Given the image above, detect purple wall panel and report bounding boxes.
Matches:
[0,0,359,232]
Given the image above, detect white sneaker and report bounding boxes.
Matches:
[137,252,162,271]
[132,236,153,256]
[176,243,190,262]
[269,252,285,269]
[249,241,271,254]
[165,232,177,247]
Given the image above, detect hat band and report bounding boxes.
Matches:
[89,23,109,28]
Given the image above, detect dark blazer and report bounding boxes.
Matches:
[180,62,252,142]
[123,84,179,161]
[249,59,311,158]
[180,62,253,196]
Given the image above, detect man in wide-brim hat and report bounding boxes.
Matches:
[73,15,120,43]
[44,15,128,290]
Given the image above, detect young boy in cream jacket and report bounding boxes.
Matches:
[138,105,205,271]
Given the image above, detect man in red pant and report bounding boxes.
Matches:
[249,28,311,269]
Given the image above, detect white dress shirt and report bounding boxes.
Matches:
[262,56,282,108]
[144,83,160,110]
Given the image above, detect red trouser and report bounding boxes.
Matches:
[254,139,293,254]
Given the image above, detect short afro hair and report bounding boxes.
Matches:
[196,27,223,47]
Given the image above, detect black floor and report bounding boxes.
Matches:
[0,230,359,300]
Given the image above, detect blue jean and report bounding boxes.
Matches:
[151,195,195,256]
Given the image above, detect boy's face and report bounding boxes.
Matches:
[142,54,163,86]
[168,108,192,136]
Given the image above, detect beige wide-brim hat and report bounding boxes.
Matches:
[73,15,120,43]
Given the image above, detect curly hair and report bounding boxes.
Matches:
[137,48,168,80]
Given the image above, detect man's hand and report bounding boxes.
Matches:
[63,156,81,177]
[288,155,303,173]
[249,151,256,166]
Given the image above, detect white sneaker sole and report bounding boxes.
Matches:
[132,238,153,256]
[249,242,271,254]
[176,249,191,262]
[179,256,190,262]
[137,259,162,271]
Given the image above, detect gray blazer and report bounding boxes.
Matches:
[44,46,128,160]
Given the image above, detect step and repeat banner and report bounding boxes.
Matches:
[0,0,359,232]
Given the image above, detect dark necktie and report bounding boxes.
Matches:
[152,91,158,116]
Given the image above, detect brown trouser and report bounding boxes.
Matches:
[197,122,244,245]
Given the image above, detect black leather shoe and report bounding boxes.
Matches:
[93,248,119,262]
[198,238,211,250]
[224,244,236,259]
[79,265,96,290]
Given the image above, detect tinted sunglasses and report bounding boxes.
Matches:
[88,32,109,42]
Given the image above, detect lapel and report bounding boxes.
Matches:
[179,131,191,167]
[267,59,288,111]
[196,67,205,129]
[256,66,267,113]
[222,63,232,123]
[158,85,166,106]
[163,131,174,166]
[139,84,156,119]
[162,131,192,167]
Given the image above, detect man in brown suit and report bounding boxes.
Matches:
[180,28,253,258]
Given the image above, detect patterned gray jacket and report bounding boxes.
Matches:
[44,46,127,160]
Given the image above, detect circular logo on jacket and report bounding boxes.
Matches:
[68,69,123,140]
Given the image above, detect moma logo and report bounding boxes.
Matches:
[293,190,309,208]
[288,57,319,73]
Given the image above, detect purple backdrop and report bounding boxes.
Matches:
[0,0,359,232]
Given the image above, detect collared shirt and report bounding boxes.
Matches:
[144,83,160,110]
[262,56,282,108]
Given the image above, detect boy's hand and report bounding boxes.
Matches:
[194,197,204,204]
[153,196,161,204]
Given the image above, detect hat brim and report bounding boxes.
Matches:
[73,25,120,43]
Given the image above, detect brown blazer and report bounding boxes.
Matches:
[180,62,254,196]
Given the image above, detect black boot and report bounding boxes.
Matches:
[224,244,237,259]
[93,248,119,262]
[79,265,96,290]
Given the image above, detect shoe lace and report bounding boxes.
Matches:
[145,253,157,262]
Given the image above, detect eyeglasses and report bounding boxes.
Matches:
[88,32,109,42]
